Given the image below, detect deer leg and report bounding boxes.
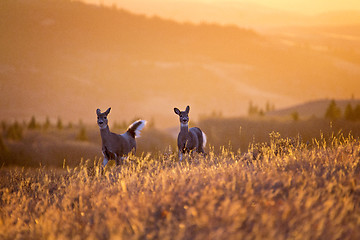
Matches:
[114,154,120,165]
[178,151,183,161]
[114,154,126,165]
[102,150,109,167]
[120,156,126,165]
[197,147,206,156]
[102,157,109,167]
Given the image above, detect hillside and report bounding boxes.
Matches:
[1,0,360,126]
[267,99,360,118]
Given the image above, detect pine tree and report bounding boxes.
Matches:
[248,101,259,116]
[324,100,341,120]
[56,118,63,130]
[354,104,360,121]
[43,116,51,130]
[28,116,37,129]
[76,126,88,141]
[265,101,275,112]
[5,121,23,140]
[344,104,355,121]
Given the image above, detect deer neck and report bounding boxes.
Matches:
[180,123,189,135]
[100,125,111,142]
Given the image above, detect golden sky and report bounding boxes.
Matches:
[204,0,360,14]
[3,0,360,122]
[86,0,360,14]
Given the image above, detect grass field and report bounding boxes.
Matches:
[1,133,359,239]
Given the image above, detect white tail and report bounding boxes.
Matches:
[202,131,207,149]
[127,120,146,138]
[96,108,146,166]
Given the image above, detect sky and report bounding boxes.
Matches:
[86,0,360,15]
[203,0,360,14]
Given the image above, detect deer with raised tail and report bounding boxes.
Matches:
[174,105,207,161]
[96,108,146,167]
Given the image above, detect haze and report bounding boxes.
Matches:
[86,0,360,13]
[83,0,360,24]
[1,0,360,126]
[81,0,360,29]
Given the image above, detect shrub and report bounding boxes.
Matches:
[0,135,8,152]
[291,111,299,121]
[354,104,360,121]
[56,117,63,130]
[76,126,88,141]
[5,121,23,140]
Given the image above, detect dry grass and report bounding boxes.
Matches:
[1,133,360,239]
[199,117,360,153]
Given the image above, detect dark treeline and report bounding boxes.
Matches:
[325,100,360,121]
[1,114,360,167]
[0,116,173,168]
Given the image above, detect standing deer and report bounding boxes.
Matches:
[96,108,146,167]
[174,105,207,161]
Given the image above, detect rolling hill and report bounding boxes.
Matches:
[267,99,360,119]
[1,0,360,126]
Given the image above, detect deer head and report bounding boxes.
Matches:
[174,106,190,125]
[96,107,111,129]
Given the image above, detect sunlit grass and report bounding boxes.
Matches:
[1,134,360,239]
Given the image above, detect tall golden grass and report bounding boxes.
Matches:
[1,133,359,239]
[199,117,360,153]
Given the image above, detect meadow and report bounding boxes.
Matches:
[1,119,360,239]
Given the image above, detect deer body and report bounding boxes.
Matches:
[100,126,135,161]
[174,106,206,161]
[97,108,146,166]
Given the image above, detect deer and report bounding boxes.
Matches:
[96,107,146,167]
[174,105,207,161]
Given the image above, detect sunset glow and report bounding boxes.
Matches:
[82,0,360,29]
[84,0,360,15]
[1,0,360,124]
[2,1,360,238]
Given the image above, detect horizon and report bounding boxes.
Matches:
[80,0,360,30]
[82,0,360,16]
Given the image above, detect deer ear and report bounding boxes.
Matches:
[96,109,101,115]
[105,107,111,115]
[185,105,190,113]
[174,108,181,115]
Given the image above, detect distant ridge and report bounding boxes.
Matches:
[267,99,360,118]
